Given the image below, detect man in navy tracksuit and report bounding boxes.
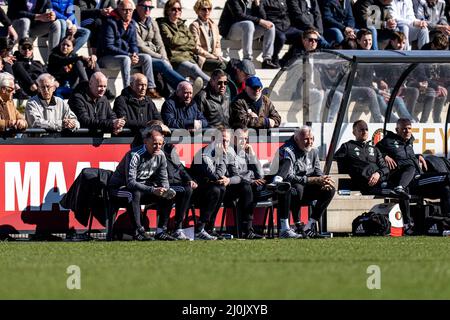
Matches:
[376,118,450,231]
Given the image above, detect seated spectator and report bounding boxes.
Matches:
[97,0,161,99]
[133,0,186,92]
[48,35,100,99]
[388,0,429,49]
[272,126,336,238]
[161,81,208,130]
[194,69,230,128]
[0,7,18,46]
[384,30,407,49]
[376,118,450,233]
[25,73,80,132]
[261,0,303,66]
[51,0,91,53]
[68,72,125,134]
[108,127,177,241]
[190,128,238,240]
[113,73,162,134]
[156,0,210,86]
[76,0,116,53]
[0,72,27,132]
[319,0,357,46]
[218,0,278,68]
[353,0,397,50]
[334,120,413,233]
[12,37,47,97]
[287,0,323,34]
[230,76,281,129]
[226,58,256,99]
[8,0,62,62]
[189,0,227,73]
[415,0,450,40]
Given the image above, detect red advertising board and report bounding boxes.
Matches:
[0,141,283,233]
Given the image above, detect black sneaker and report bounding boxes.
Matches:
[295,222,307,238]
[207,229,225,240]
[390,186,411,200]
[404,223,415,236]
[134,227,154,241]
[155,231,177,241]
[262,59,280,69]
[244,230,265,239]
[303,224,328,239]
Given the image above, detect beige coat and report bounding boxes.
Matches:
[0,99,27,131]
[189,18,222,68]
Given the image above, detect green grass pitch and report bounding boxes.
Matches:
[1,237,449,299]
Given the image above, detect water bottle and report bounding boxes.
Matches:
[443,230,450,237]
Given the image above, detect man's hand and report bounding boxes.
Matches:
[252,178,266,186]
[8,26,18,43]
[414,20,428,29]
[247,109,258,118]
[63,118,77,129]
[386,19,397,30]
[268,118,276,128]
[101,7,114,16]
[112,117,125,134]
[378,80,389,91]
[217,176,230,186]
[259,19,274,30]
[245,143,255,155]
[30,84,38,92]
[153,187,167,197]
[418,155,428,171]
[15,119,27,130]
[308,175,336,190]
[344,27,356,39]
[368,172,381,187]
[436,85,448,98]
[189,180,198,189]
[194,119,202,130]
[384,155,397,170]
[130,53,139,65]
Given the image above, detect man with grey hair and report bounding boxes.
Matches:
[161,81,209,130]
[26,73,80,132]
[113,73,162,134]
[0,73,28,132]
[69,72,126,134]
[271,125,336,238]
[97,0,161,99]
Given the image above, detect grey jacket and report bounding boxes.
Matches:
[194,84,230,128]
[25,94,80,132]
[109,145,170,193]
[134,16,168,60]
[274,135,323,184]
[228,147,264,183]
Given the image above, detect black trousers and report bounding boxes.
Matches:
[195,182,226,232]
[278,183,335,222]
[411,172,450,218]
[171,184,193,230]
[110,189,174,231]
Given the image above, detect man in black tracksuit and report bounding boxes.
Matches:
[376,118,450,228]
[334,120,414,231]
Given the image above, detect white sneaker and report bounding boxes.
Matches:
[194,230,217,240]
[279,228,302,239]
[173,230,190,240]
[192,77,203,96]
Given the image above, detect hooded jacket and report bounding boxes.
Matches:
[113,86,162,133]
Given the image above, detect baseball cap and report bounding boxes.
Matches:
[245,76,263,89]
[237,59,256,76]
[19,37,33,47]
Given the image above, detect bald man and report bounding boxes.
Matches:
[113,73,162,134]
[69,72,125,134]
[161,81,209,130]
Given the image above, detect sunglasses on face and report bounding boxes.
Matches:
[139,5,154,10]
[171,7,182,12]
[201,7,212,11]
[306,38,318,43]
[217,80,228,85]
[21,46,32,51]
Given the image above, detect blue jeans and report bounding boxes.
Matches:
[153,58,185,90]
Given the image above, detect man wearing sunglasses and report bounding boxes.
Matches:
[194,69,230,128]
[230,76,280,129]
[12,37,47,97]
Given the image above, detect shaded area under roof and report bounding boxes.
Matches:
[321,49,450,63]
